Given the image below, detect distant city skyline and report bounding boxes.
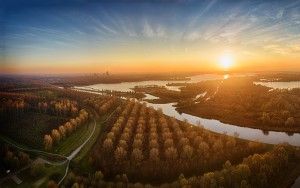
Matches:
[1,0,300,74]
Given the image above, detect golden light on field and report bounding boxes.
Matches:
[219,54,234,70]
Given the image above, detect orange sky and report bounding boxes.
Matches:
[1,0,300,74]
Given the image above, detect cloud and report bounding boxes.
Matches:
[181,0,218,41]
[264,43,300,55]
[99,23,117,35]
[120,20,137,37]
[242,50,256,57]
[290,44,300,52]
[264,44,288,55]
[143,21,154,37]
[90,15,117,36]
[184,32,200,41]
[187,0,218,28]
[276,9,284,19]
[142,20,165,38]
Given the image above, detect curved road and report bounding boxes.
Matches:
[58,119,96,184]
[58,108,118,185]
[0,136,67,160]
[1,104,118,186]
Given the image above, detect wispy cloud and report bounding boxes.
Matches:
[2,0,300,66]
[182,0,218,40]
[142,20,165,38]
[264,43,300,55]
[264,44,288,55]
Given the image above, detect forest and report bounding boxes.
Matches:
[134,76,300,133]
[0,83,299,188]
[177,77,300,132]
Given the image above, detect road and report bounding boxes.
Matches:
[58,119,96,184]
[0,105,118,186]
[67,119,96,160]
[0,136,67,160]
[58,108,118,185]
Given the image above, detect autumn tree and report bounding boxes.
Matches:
[44,135,53,151]
[51,129,61,144]
[114,147,127,163]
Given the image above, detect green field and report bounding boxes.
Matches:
[73,120,103,163]
[53,121,96,156]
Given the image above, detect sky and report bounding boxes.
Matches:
[1,0,300,74]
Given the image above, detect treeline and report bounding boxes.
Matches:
[260,94,298,127]
[179,145,296,188]
[0,92,79,117]
[37,99,78,116]
[52,73,189,87]
[44,109,89,150]
[177,78,300,131]
[0,91,40,101]
[0,98,27,113]
[0,143,31,172]
[91,100,266,182]
[1,143,47,178]
[54,145,297,188]
[85,96,119,115]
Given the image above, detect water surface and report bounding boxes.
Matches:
[75,74,228,92]
[75,74,300,146]
[254,81,300,89]
[143,102,300,146]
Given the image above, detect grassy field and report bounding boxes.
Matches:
[73,118,106,163]
[53,121,95,156]
[0,108,112,187]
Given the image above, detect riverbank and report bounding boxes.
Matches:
[177,106,300,134]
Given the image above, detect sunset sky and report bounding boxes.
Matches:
[1,0,300,74]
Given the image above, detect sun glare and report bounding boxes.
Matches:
[219,54,234,70]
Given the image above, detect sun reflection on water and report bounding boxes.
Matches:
[224,74,229,79]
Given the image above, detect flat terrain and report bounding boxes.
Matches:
[135,77,300,133]
[0,77,300,187]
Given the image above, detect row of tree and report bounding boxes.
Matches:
[37,99,78,116]
[179,145,295,188]
[54,145,296,188]
[0,98,27,113]
[85,96,118,115]
[261,111,295,127]
[0,96,79,118]
[44,109,89,150]
[1,144,31,171]
[92,100,267,182]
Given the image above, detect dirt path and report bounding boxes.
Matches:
[58,108,118,185]
[58,119,96,184]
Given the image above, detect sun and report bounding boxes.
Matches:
[219,54,234,70]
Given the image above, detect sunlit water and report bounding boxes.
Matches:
[142,102,300,146]
[144,93,159,100]
[74,74,227,92]
[254,81,300,89]
[75,74,300,146]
